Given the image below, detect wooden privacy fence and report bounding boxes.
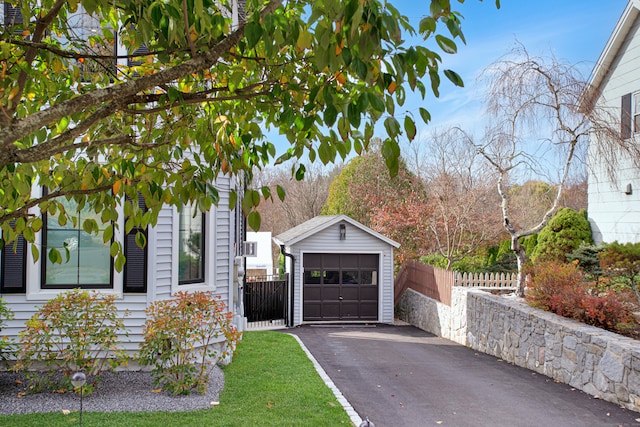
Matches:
[394,261,517,306]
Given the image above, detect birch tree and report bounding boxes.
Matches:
[475,46,590,296]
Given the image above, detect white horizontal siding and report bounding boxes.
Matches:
[589,13,640,244]
[1,175,240,351]
[288,220,395,326]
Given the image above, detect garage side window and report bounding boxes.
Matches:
[178,204,205,284]
[42,198,112,289]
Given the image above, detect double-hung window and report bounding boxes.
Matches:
[42,197,112,289]
[178,204,205,285]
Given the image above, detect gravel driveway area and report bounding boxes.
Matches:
[0,368,224,415]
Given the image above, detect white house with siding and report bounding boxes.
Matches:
[273,215,399,327]
[0,175,245,351]
[0,3,247,351]
[583,0,640,244]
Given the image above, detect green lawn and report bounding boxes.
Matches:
[0,331,353,426]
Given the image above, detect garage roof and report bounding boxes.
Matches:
[273,214,400,248]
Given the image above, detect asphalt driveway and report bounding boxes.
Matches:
[286,323,640,427]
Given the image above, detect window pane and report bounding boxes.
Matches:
[324,270,340,285]
[361,271,374,285]
[178,205,204,284]
[43,199,111,288]
[304,270,323,285]
[342,271,359,285]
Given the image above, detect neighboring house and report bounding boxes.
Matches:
[583,0,640,244]
[245,231,274,277]
[274,215,399,326]
[0,4,247,348]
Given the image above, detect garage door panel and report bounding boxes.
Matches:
[359,286,377,300]
[359,255,378,269]
[340,254,359,268]
[341,287,359,300]
[304,286,322,300]
[359,302,378,318]
[322,286,341,300]
[321,302,340,319]
[341,303,360,318]
[303,303,322,320]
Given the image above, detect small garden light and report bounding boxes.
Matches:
[71,372,86,426]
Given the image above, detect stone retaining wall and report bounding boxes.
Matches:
[396,287,640,412]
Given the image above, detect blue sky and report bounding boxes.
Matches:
[267,1,629,162]
[392,0,629,136]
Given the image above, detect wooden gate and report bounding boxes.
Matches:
[244,274,288,322]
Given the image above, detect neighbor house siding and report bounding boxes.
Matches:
[287,220,395,326]
[588,11,640,244]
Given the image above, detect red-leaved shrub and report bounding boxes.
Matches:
[527,261,634,333]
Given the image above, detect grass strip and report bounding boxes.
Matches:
[0,331,353,426]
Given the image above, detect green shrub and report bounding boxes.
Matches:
[0,298,15,365]
[138,291,242,395]
[527,261,634,333]
[14,289,130,393]
[531,208,593,263]
[598,241,640,304]
[566,244,604,281]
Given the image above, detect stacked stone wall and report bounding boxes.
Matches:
[396,288,640,412]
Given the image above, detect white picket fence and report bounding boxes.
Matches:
[455,271,518,289]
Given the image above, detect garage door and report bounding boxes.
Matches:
[303,253,378,321]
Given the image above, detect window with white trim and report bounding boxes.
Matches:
[42,197,112,289]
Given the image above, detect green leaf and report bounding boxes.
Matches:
[31,244,39,263]
[404,116,417,141]
[348,103,361,129]
[419,107,432,125]
[295,164,306,181]
[103,224,114,243]
[352,57,367,80]
[229,190,238,210]
[31,217,43,232]
[247,211,261,231]
[245,21,263,49]
[135,231,147,248]
[429,70,440,98]
[435,35,457,54]
[444,69,464,87]
[48,248,61,264]
[324,104,338,127]
[276,185,286,202]
[115,253,125,272]
[110,241,119,257]
[419,17,436,36]
[369,93,385,113]
[383,117,401,138]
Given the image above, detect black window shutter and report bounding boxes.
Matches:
[1,234,26,294]
[4,3,23,26]
[621,93,632,139]
[123,194,147,293]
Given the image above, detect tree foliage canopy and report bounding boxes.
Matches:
[0,0,498,263]
[322,146,429,262]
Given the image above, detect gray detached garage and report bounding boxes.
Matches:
[273,215,399,326]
